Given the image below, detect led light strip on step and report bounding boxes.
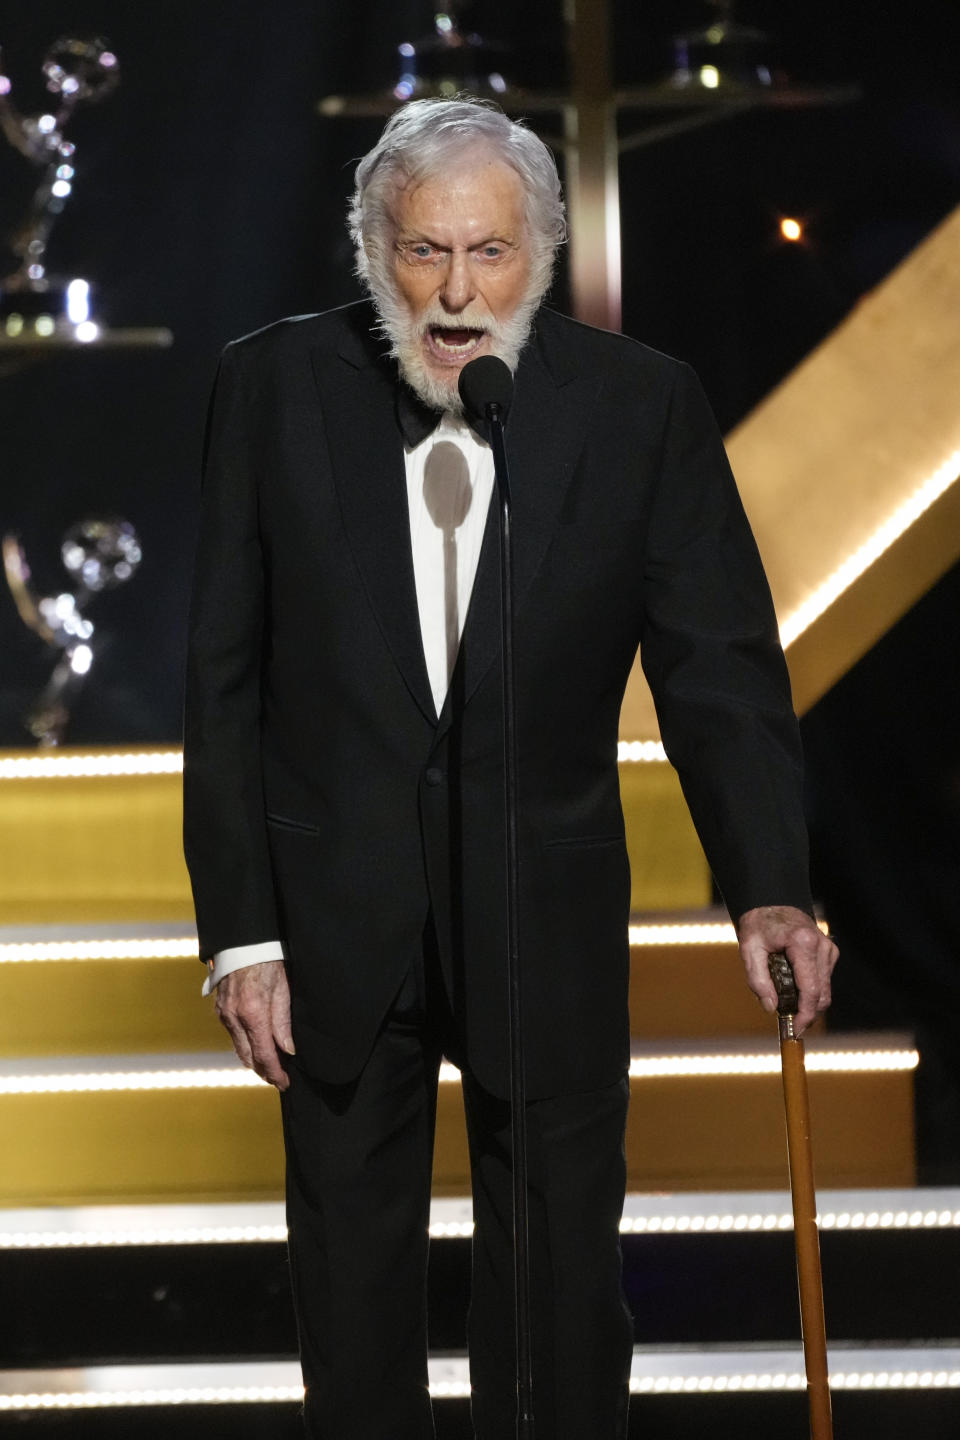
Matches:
[630,920,737,945]
[0,919,834,961]
[627,1354,960,1395]
[620,1206,960,1234]
[0,750,183,779]
[0,937,199,963]
[3,1349,960,1409]
[629,918,831,945]
[624,1048,918,1078]
[0,744,669,776]
[0,1065,264,1094]
[427,1188,960,1239]
[0,745,674,777]
[0,1217,290,1248]
[618,740,668,763]
[0,1040,918,1095]
[3,1190,959,1249]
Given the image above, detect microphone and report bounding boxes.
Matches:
[458,355,513,427]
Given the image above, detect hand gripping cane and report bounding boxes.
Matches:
[768,952,834,1440]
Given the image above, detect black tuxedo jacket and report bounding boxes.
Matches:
[183,300,811,1100]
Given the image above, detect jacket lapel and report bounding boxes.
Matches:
[436,314,603,736]
[310,317,438,726]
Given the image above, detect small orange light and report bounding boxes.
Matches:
[780,217,803,242]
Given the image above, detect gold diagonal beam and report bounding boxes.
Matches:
[621,204,960,738]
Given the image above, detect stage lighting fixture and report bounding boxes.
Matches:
[664,0,781,96]
[392,7,515,105]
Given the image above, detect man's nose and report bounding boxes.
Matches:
[439,250,476,312]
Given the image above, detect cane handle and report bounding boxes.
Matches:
[768,950,799,1015]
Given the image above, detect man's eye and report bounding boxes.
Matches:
[478,245,505,260]
[402,243,437,263]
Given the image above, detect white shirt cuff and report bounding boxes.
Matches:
[201,940,285,996]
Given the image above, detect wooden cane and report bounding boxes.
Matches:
[768,951,834,1440]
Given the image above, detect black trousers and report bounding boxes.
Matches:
[280,927,633,1439]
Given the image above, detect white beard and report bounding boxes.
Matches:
[365,269,548,417]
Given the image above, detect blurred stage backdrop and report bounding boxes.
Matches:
[1,0,959,1183]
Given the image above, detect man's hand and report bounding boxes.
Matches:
[214,960,294,1091]
[736,905,838,1037]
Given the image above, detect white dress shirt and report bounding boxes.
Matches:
[202,412,495,994]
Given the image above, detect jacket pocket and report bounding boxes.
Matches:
[544,833,624,851]
[266,812,322,835]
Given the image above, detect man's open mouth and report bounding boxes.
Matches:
[426,326,488,360]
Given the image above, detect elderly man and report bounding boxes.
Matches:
[184,98,837,1439]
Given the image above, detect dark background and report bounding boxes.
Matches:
[1,1,958,1176]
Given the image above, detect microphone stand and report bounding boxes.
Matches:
[487,397,535,1440]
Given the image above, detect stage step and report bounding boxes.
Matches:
[2,1349,959,1439]
[7,1193,958,1439]
[0,915,825,1058]
[0,1040,915,1207]
[3,1192,959,1365]
[627,917,781,1036]
[0,749,710,925]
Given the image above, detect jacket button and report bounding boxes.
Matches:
[425,767,444,787]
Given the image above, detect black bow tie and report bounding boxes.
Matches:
[396,384,444,448]
[395,381,495,448]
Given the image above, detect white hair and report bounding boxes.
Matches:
[349,97,566,291]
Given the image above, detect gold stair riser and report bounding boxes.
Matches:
[0,960,228,1056]
[621,763,710,911]
[0,773,192,926]
[1,945,771,1056]
[0,755,710,925]
[630,944,773,1037]
[0,1070,914,1207]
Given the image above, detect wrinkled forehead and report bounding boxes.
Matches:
[386,144,530,231]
